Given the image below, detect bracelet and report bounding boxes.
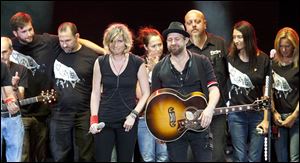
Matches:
[129,113,137,119]
[4,97,15,104]
[90,115,99,125]
[131,110,139,116]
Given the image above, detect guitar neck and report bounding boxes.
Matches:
[19,96,40,106]
[1,96,40,111]
[214,103,257,115]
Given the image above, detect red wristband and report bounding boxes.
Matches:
[90,115,99,126]
[4,97,15,104]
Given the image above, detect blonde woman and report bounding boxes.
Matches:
[272,27,299,162]
[89,23,150,162]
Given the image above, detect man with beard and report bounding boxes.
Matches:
[50,22,98,162]
[184,9,229,162]
[9,12,105,162]
[151,21,220,161]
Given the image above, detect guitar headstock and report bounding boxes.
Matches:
[39,89,57,104]
[252,97,269,111]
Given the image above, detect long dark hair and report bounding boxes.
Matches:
[228,20,260,69]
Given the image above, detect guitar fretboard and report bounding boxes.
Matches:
[214,104,257,115]
[19,96,39,106]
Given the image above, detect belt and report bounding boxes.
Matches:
[1,111,21,118]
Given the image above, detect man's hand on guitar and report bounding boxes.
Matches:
[198,107,214,128]
[4,97,19,114]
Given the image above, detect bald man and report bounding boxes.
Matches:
[1,36,27,162]
[184,9,229,162]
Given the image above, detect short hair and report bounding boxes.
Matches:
[10,12,32,31]
[103,23,133,54]
[274,27,299,68]
[58,22,78,36]
[1,37,13,50]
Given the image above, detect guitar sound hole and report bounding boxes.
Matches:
[168,107,176,127]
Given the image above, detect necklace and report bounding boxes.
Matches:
[110,55,127,76]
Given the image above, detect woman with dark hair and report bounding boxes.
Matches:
[227,20,270,162]
[136,27,168,162]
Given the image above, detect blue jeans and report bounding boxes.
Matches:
[228,111,264,162]
[138,118,168,162]
[1,115,24,162]
[274,113,299,162]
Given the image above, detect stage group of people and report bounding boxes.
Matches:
[1,9,299,162]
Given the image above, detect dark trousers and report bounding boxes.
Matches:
[167,130,213,162]
[49,111,94,162]
[93,120,138,162]
[21,116,49,162]
[211,114,227,161]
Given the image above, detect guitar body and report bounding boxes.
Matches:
[145,88,268,142]
[145,88,207,142]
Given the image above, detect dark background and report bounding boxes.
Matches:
[1,1,299,55]
[1,1,297,162]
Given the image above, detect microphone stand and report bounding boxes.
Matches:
[265,58,273,162]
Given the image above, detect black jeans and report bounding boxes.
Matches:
[93,120,138,162]
[21,116,49,162]
[167,130,213,162]
[49,111,94,162]
[210,114,227,161]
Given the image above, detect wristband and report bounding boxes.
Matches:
[4,97,15,104]
[129,113,137,119]
[90,115,99,125]
[131,110,139,116]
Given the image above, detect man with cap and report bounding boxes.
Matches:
[151,21,220,161]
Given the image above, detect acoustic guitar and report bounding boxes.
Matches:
[1,89,56,111]
[145,88,268,142]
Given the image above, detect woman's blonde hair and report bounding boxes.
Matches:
[103,23,133,54]
[274,27,299,68]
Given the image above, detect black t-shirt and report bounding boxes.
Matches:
[187,33,228,107]
[53,45,98,113]
[8,62,28,88]
[151,50,218,98]
[272,62,299,113]
[1,62,12,87]
[12,33,61,116]
[227,51,269,106]
[98,54,143,122]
